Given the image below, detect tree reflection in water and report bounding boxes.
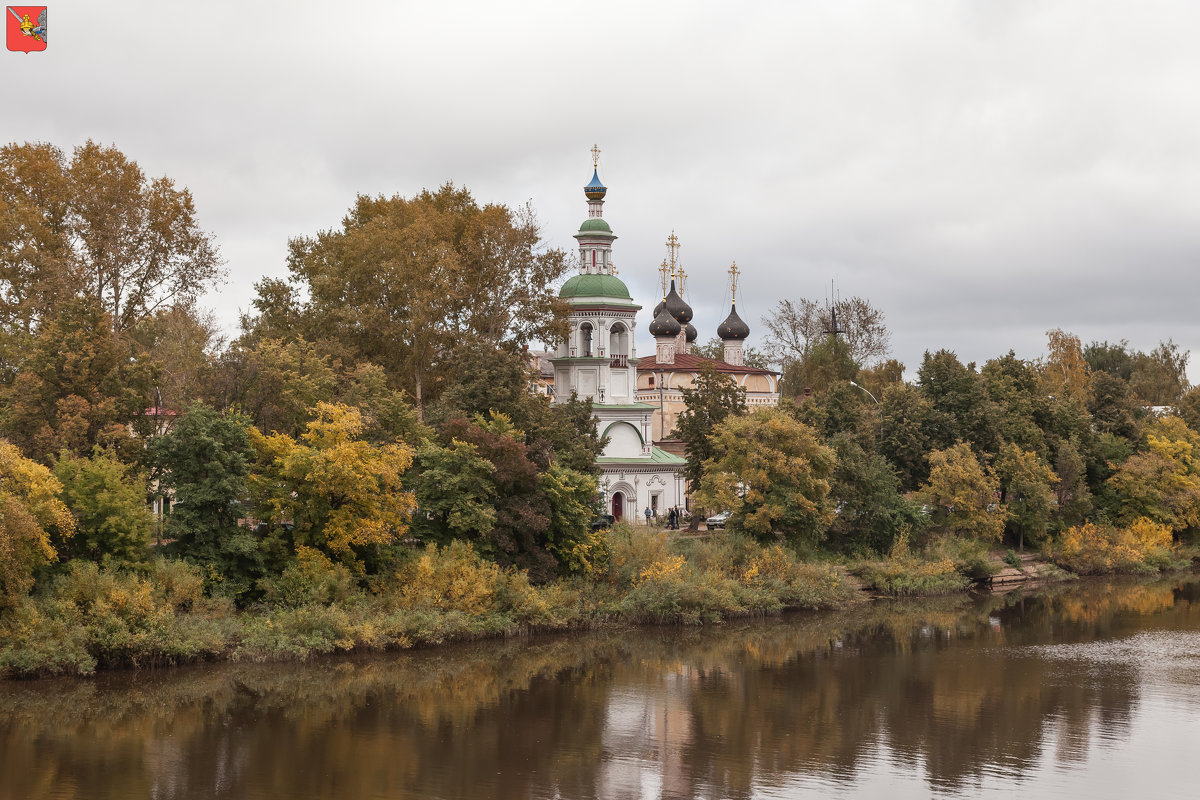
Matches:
[2,576,1199,799]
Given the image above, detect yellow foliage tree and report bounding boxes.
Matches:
[1107,415,1200,531]
[1042,328,1090,405]
[250,403,416,567]
[695,408,835,545]
[915,442,1005,541]
[0,440,74,607]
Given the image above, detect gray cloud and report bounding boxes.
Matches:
[6,1,1200,380]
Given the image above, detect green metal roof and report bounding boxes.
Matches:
[596,447,687,466]
[577,218,612,233]
[559,273,633,301]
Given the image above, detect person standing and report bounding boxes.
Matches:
[644,506,652,525]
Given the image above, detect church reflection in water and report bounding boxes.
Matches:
[2,577,1198,799]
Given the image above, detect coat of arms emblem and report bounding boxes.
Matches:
[6,6,46,53]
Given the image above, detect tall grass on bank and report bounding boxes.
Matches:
[0,526,861,678]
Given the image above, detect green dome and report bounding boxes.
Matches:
[577,218,612,233]
[559,273,633,301]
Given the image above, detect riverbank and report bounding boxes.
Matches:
[1,525,1194,679]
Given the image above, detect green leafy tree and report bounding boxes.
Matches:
[0,440,74,608]
[1052,438,1093,529]
[915,443,1005,542]
[696,408,835,546]
[827,435,924,555]
[150,404,258,596]
[413,438,498,544]
[982,352,1045,454]
[673,364,747,495]
[878,382,937,492]
[992,444,1058,551]
[917,349,997,454]
[53,448,152,565]
[428,345,605,473]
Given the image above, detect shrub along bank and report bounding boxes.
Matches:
[3,521,1195,679]
[0,525,860,677]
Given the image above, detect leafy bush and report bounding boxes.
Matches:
[260,546,360,608]
[0,559,229,676]
[1049,518,1181,575]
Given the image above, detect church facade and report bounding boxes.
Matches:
[550,152,779,522]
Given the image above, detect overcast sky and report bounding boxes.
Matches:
[8,1,1200,381]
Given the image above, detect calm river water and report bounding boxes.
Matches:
[3,576,1200,799]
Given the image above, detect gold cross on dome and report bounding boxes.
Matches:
[729,261,741,303]
[677,266,688,294]
[591,144,601,168]
[665,231,681,282]
[658,260,669,299]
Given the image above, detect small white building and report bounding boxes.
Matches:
[550,160,686,523]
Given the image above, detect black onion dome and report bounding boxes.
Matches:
[717,303,750,340]
[652,298,665,317]
[649,305,682,337]
[685,322,697,342]
[663,280,693,324]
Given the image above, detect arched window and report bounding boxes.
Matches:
[580,323,593,357]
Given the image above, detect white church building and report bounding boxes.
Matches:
[550,158,687,523]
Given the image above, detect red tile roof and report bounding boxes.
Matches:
[636,353,777,375]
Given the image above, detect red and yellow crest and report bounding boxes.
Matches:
[6,6,47,53]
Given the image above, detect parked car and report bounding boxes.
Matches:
[590,514,616,531]
[705,511,730,529]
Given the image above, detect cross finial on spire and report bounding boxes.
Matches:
[729,261,740,304]
[658,260,669,299]
[677,266,687,295]
[591,144,601,169]
[665,231,681,279]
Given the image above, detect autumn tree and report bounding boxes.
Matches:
[428,345,605,473]
[695,409,836,546]
[1,298,156,462]
[1129,340,1189,406]
[250,403,416,572]
[1042,329,1090,406]
[1106,416,1200,533]
[915,443,1005,542]
[0,140,222,333]
[673,364,747,495]
[129,305,224,410]
[251,184,570,415]
[0,440,74,608]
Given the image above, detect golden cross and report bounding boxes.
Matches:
[658,260,669,298]
[677,266,688,295]
[610,260,619,276]
[729,261,740,304]
[665,231,681,279]
[591,144,601,169]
